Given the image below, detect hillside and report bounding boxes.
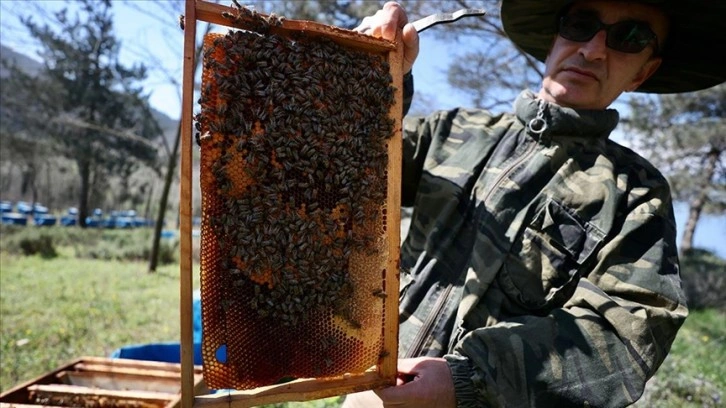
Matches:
[0,43,188,215]
[0,43,178,144]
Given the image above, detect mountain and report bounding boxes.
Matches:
[0,44,43,77]
[0,43,178,143]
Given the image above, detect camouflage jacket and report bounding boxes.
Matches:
[398,86,688,407]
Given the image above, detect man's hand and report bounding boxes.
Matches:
[343,357,457,408]
[354,1,419,75]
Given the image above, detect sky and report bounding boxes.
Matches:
[1,1,724,258]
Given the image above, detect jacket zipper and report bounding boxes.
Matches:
[405,138,539,358]
[405,282,453,358]
[405,130,542,357]
[480,99,548,205]
[481,139,538,206]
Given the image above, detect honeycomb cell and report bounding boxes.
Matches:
[198,24,395,390]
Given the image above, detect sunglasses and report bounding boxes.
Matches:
[558,13,659,54]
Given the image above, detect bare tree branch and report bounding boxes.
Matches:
[52,115,160,149]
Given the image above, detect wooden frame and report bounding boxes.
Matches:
[0,357,206,408]
[179,1,403,407]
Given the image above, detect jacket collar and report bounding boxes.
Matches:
[514,90,619,139]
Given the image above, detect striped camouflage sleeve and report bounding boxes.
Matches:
[401,113,428,206]
[400,71,424,206]
[400,108,463,206]
[400,106,436,206]
[446,192,688,407]
[402,71,414,117]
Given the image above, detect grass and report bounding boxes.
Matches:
[0,225,180,264]
[0,248,189,390]
[0,230,342,407]
[0,230,724,407]
[634,308,725,407]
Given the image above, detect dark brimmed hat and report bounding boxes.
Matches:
[501,0,726,93]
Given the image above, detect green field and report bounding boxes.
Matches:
[0,227,723,407]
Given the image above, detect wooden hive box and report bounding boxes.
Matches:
[0,357,206,408]
[179,1,403,407]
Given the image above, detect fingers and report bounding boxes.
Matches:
[341,390,385,408]
[373,358,457,408]
[379,1,407,42]
[401,21,419,74]
[354,2,419,74]
[396,356,425,374]
[354,2,406,40]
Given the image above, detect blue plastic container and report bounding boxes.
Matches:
[60,215,77,226]
[33,215,57,226]
[0,201,12,213]
[1,213,27,225]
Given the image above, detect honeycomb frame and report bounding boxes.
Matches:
[179,1,403,407]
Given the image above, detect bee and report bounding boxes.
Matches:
[372,289,387,299]
[221,11,235,21]
[199,131,212,143]
[178,15,185,31]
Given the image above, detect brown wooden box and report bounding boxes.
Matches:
[0,357,207,408]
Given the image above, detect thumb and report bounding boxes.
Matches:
[401,23,419,74]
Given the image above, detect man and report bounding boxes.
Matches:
[346,0,725,407]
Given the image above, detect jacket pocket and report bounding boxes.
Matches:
[499,198,605,312]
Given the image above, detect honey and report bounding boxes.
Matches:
[197,19,396,390]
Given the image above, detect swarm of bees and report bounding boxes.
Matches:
[196,3,396,390]
[221,0,285,30]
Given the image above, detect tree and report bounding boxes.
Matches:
[2,0,162,227]
[407,0,541,112]
[132,0,383,271]
[624,84,726,254]
[0,54,52,208]
[119,0,210,272]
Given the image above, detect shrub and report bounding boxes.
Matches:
[2,228,58,258]
[1,226,178,265]
[76,229,179,265]
[680,249,726,310]
[18,234,57,258]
